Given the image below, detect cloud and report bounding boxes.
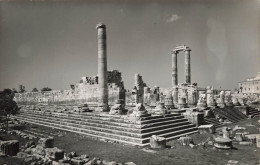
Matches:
[166,14,180,23]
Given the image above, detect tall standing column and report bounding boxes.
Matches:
[172,51,178,87]
[96,23,109,111]
[184,49,191,84]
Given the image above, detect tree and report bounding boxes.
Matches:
[19,84,26,93]
[12,88,18,93]
[32,88,38,92]
[41,87,52,92]
[0,89,19,132]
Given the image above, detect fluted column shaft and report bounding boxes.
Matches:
[96,23,108,111]
[184,49,191,84]
[172,51,178,87]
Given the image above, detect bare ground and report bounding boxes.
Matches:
[0,117,260,165]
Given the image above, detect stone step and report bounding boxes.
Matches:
[224,108,247,120]
[19,110,185,127]
[159,127,198,139]
[222,108,245,121]
[13,116,145,144]
[16,113,192,134]
[14,114,195,138]
[249,111,260,116]
[13,116,197,146]
[20,109,182,121]
[204,118,223,127]
[13,117,146,146]
[213,109,240,123]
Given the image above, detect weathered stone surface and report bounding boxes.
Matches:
[124,162,137,165]
[183,109,204,127]
[198,125,215,134]
[17,151,28,158]
[239,141,252,145]
[128,103,148,122]
[234,133,244,142]
[150,135,166,149]
[25,141,36,149]
[71,158,85,165]
[197,94,207,109]
[45,147,64,160]
[109,104,124,115]
[0,140,19,156]
[39,137,54,148]
[214,137,232,149]
[67,151,77,158]
[179,136,193,146]
[153,103,168,116]
[32,145,46,156]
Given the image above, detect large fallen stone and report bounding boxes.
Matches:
[214,137,232,149]
[45,147,64,160]
[0,140,19,156]
[150,135,166,149]
[39,137,54,148]
[198,124,215,134]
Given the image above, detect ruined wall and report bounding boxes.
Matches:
[14,70,125,106]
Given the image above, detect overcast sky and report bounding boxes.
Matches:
[0,0,259,91]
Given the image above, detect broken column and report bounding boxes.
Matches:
[172,87,178,108]
[171,51,178,87]
[184,48,191,84]
[96,23,109,111]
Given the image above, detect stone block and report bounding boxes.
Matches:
[150,135,166,149]
[245,134,260,145]
[239,141,252,145]
[0,140,19,156]
[39,137,54,148]
[45,147,64,161]
[179,136,193,146]
[198,125,215,134]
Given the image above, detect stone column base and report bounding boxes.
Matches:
[96,106,110,112]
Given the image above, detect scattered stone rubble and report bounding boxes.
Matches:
[0,137,137,165]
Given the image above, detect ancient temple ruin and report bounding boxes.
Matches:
[12,23,260,147]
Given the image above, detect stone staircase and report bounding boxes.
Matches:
[211,107,248,123]
[247,107,260,117]
[11,109,198,146]
[204,118,223,127]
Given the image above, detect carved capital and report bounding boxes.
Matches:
[96,23,106,29]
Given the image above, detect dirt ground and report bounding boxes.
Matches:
[0,117,260,165]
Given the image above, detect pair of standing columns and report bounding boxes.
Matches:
[172,49,191,87]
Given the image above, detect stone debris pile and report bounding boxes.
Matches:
[13,137,137,165]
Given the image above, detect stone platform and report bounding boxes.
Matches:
[11,108,198,146]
